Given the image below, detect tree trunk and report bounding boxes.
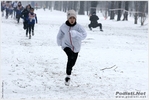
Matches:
[63,1,68,12]
[110,1,115,20]
[68,1,71,10]
[117,1,122,21]
[54,1,59,10]
[146,2,148,14]
[86,1,90,15]
[90,1,98,14]
[140,1,147,26]
[105,1,109,19]
[78,1,85,15]
[73,1,78,11]
[123,1,129,21]
[48,1,52,11]
[134,1,139,24]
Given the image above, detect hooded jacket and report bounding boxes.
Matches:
[57,22,87,53]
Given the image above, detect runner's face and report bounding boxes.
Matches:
[68,16,76,25]
[30,9,34,13]
[27,6,29,9]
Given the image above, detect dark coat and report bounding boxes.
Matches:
[89,14,99,28]
[21,8,30,21]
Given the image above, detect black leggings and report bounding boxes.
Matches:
[88,23,102,30]
[23,21,28,29]
[64,47,78,75]
[16,15,20,23]
[26,24,34,35]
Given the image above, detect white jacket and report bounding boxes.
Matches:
[57,23,87,53]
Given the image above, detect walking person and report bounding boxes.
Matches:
[27,8,37,39]
[88,12,103,31]
[57,10,87,86]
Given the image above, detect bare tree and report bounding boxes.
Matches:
[48,1,53,11]
[90,1,98,14]
[117,1,122,21]
[139,1,147,26]
[63,1,68,12]
[54,1,59,10]
[78,1,85,15]
[104,1,109,19]
[146,2,148,14]
[134,1,139,24]
[85,1,91,15]
[73,1,78,11]
[68,1,72,10]
[110,1,115,20]
[122,1,129,21]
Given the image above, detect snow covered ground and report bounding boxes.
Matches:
[1,9,148,99]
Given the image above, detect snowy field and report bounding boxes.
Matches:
[1,9,148,99]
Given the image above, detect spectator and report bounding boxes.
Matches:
[88,12,103,31]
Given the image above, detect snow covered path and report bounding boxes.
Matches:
[1,9,148,99]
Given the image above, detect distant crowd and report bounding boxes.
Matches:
[1,1,38,39]
[1,1,24,20]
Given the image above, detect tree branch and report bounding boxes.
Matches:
[100,65,116,71]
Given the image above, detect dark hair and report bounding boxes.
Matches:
[26,4,31,9]
[92,12,96,15]
[28,4,31,7]
[31,8,34,10]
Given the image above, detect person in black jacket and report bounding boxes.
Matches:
[88,12,103,31]
[21,4,31,30]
